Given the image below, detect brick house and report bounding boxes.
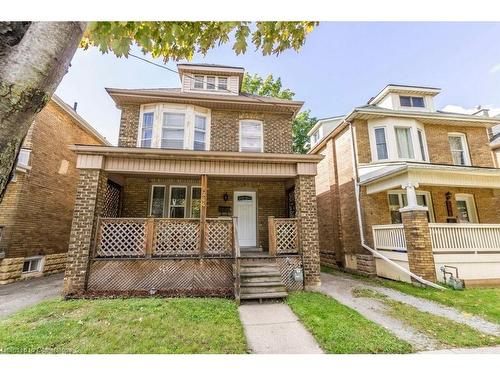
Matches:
[0,96,108,284]
[63,63,322,300]
[309,85,500,286]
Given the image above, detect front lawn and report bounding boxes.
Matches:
[287,291,413,354]
[0,297,247,354]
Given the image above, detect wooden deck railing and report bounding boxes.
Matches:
[429,223,500,253]
[94,217,235,258]
[268,217,300,255]
[372,224,407,252]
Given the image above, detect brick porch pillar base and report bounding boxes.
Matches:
[295,174,321,287]
[63,169,107,296]
[401,209,437,283]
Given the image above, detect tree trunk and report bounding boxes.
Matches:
[0,21,87,202]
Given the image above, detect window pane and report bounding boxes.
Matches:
[395,127,414,159]
[417,130,426,161]
[143,112,154,127]
[194,140,205,151]
[412,97,425,107]
[22,261,30,272]
[207,76,216,89]
[162,113,185,149]
[170,187,186,206]
[400,96,411,107]
[191,187,201,218]
[456,200,470,222]
[388,194,400,206]
[240,121,262,152]
[194,75,204,89]
[151,186,165,217]
[141,139,152,148]
[449,136,466,165]
[170,206,185,218]
[195,116,206,130]
[390,211,402,224]
[374,128,388,159]
[163,113,185,128]
[218,77,228,90]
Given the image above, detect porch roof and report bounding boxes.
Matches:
[358,162,500,194]
[71,145,323,178]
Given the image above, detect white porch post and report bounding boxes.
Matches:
[399,182,427,212]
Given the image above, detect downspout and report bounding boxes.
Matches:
[347,122,445,290]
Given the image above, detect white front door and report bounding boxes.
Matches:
[234,191,257,247]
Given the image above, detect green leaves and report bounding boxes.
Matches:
[81,21,318,61]
[292,110,317,154]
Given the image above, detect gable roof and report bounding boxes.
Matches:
[367,84,441,105]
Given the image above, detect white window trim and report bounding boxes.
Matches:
[448,132,471,166]
[168,185,187,218]
[22,256,44,274]
[190,75,229,92]
[387,190,435,222]
[190,185,202,218]
[373,126,388,160]
[149,185,166,217]
[455,193,478,223]
[368,119,429,163]
[399,95,426,109]
[239,120,264,153]
[137,104,211,151]
[162,112,188,150]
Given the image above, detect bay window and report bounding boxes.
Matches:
[417,129,427,161]
[162,113,185,149]
[374,127,388,160]
[240,120,263,152]
[448,133,470,166]
[194,115,207,151]
[395,127,414,159]
[140,112,154,147]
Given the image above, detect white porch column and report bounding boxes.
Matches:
[399,182,428,212]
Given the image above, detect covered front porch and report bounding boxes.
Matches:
[63,146,322,299]
[359,162,500,286]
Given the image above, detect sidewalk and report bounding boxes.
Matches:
[238,302,323,354]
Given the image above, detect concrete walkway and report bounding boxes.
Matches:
[420,345,500,354]
[0,273,64,319]
[238,302,323,354]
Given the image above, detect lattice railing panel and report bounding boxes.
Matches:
[275,219,299,254]
[277,255,304,291]
[204,219,233,256]
[102,181,121,218]
[153,219,200,256]
[96,219,146,257]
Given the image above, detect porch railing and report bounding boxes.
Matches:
[372,224,407,252]
[429,223,500,253]
[268,217,300,255]
[94,217,235,258]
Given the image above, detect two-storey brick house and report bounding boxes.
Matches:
[0,95,108,284]
[309,85,500,286]
[63,63,322,300]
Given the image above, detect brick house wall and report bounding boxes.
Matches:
[117,104,293,153]
[120,176,288,250]
[0,101,105,284]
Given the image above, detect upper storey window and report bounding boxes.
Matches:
[162,113,185,149]
[448,133,471,166]
[395,127,414,159]
[141,112,154,147]
[240,120,263,153]
[399,96,425,108]
[191,75,229,92]
[374,127,388,160]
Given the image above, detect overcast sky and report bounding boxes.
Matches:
[56,22,500,145]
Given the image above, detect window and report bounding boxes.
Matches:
[193,75,204,89]
[150,186,166,217]
[206,76,216,90]
[169,186,187,218]
[240,120,263,152]
[194,115,207,151]
[162,113,185,149]
[374,127,388,160]
[400,96,425,108]
[448,133,470,166]
[218,77,228,91]
[455,194,478,223]
[22,257,43,273]
[387,191,434,224]
[191,186,201,218]
[417,129,427,161]
[311,130,321,145]
[141,112,154,147]
[395,127,414,159]
[17,148,31,168]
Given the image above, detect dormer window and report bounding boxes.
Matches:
[218,77,228,90]
[193,75,204,89]
[399,96,425,108]
[206,76,216,90]
[190,75,229,92]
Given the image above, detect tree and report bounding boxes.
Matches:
[241,73,317,154]
[0,21,318,202]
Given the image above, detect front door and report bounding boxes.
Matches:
[234,191,257,247]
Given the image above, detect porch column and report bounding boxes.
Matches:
[295,174,321,287]
[199,175,208,254]
[400,182,437,283]
[63,168,108,296]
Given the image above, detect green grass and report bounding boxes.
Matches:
[353,288,500,348]
[286,291,413,354]
[0,297,247,354]
[322,265,500,324]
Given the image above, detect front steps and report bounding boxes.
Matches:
[239,259,287,301]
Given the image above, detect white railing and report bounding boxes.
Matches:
[429,223,500,253]
[372,224,407,252]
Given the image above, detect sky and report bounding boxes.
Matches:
[56,22,500,145]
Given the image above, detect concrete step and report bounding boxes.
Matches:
[240,270,282,277]
[240,261,277,267]
[241,285,287,294]
[241,280,284,287]
[240,275,283,283]
[240,291,288,300]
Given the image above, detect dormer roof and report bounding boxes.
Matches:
[368,84,441,106]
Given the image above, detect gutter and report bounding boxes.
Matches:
[347,122,445,290]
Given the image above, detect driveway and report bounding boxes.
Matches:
[0,273,64,319]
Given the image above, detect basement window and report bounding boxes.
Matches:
[22,256,43,273]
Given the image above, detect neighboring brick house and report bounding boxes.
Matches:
[64,64,322,300]
[0,96,108,284]
[309,85,500,286]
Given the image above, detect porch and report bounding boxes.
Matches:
[63,146,322,298]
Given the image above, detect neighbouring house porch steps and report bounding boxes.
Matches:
[239,258,288,301]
